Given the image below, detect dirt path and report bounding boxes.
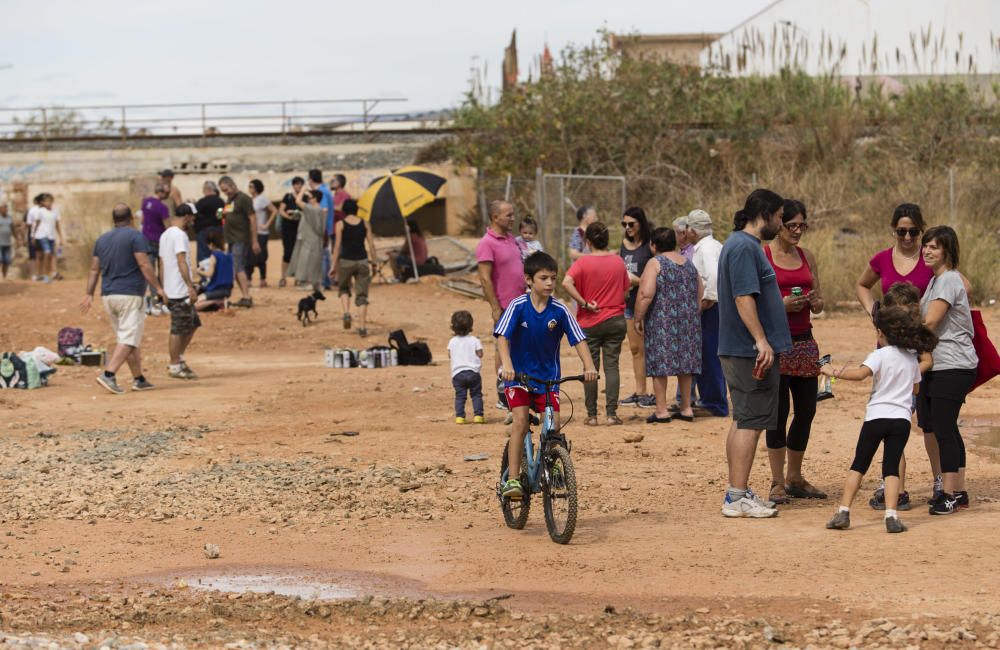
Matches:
[1,265,999,647]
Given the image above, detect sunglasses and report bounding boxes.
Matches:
[895,227,922,238]
[783,222,809,232]
[621,221,638,228]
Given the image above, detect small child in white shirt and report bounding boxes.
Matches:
[822,305,937,534]
[515,217,544,261]
[448,310,485,424]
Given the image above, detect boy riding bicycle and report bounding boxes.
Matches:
[495,251,598,500]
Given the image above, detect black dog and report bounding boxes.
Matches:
[297,290,325,326]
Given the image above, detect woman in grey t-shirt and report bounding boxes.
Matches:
[918,226,978,515]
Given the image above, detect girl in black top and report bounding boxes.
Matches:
[278,176,305,287]
[618,206,655,408]
[330,199,376,337]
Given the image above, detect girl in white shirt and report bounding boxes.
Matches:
[822,305,937,534]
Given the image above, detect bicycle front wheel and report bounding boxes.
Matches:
[542,444,577,544]
[500,440,530,529]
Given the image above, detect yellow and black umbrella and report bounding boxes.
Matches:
[357,165,447,223]
[357,166,447,280]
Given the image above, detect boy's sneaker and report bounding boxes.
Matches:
[131,378,155,391]
[637,394,657,409]
[495,399,507,411]
[954,490,970,510]
[501,479,523,500]
[95,374,124,395]
[825,510,850,530]
[885,516,907,533]
[455,417,467,424]
[929,492,958,515]
[619,393,640,407]
[180,362,198,379]
[473,415,486,424]
[721,491,777,518]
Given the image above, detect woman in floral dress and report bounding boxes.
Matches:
[634,227,703,424]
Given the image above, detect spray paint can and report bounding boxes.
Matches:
[390,349,398,366]
[333,350,342,368]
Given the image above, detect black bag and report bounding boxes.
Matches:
[400,256,446,281]
[388,329,433,366]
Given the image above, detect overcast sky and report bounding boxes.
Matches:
[0,0,770,114]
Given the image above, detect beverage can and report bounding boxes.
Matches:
[791,287,803,297]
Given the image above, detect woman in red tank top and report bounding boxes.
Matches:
[764,200,827,505]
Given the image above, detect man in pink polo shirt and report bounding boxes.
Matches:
[476,199,525,410]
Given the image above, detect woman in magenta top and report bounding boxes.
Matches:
[856,203,932,315]
[764,200,827,505]
[563,221,631,426]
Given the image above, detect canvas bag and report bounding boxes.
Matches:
[971,310,1000,392]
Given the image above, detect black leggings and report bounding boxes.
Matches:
[851,418,911,477]
[281,219,299,264]
[766,375,818,452]
[917,369,975,474]
[249,234,269,280]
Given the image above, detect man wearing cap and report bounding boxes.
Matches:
[688,209,728,417]
[159,169,184,216]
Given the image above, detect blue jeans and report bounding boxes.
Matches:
[452,370,484,417]
[695,303,729,416]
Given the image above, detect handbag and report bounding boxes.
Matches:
[971,310,1000,392]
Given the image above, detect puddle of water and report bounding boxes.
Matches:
[188,574,357,600]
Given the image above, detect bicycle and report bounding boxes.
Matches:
[496,373,589,544]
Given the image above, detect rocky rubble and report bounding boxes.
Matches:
[1,588,998,649]
[0,428,469,526]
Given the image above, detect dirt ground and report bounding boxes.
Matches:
[1,255,999,649]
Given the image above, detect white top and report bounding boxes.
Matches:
[861,346,921,422]
[33,207,60,240]
[159,226,192,300]
[448,335,483,377]
[253,194,271,229]
[25,206,39,233]
[692,234,723,301]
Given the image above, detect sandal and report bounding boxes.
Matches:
[674,413,695,422]
[785,479,828,499]
[606,416,623,426]
[769,482,791,505]
[583,416,600,426]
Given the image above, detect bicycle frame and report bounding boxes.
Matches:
[519,404,557,495]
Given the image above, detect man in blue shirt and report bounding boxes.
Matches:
[717,189,792,519]
[495,251,597,500]
[309,169,335,289]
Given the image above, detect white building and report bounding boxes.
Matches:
[701,0,1000,79]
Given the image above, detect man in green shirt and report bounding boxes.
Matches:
[219,176,260,308]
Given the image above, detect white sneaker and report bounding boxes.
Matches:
[746,487,777,509]
[722,491,778,518]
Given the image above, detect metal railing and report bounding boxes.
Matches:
[0,97,423,142]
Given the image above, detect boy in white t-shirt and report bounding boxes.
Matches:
[448,310,485,424]
[159,203,201,380]
[822,305,937,534]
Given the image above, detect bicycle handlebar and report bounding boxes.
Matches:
[515,373,597,387]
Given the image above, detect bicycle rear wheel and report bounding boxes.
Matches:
[542,444,577,544]
[499,440,530,529]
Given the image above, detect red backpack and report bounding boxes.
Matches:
[57,327,84,357]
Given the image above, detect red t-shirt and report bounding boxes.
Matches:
[565,254,630,329]
[765,245,813,336]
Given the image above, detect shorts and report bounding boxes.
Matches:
[228,241,250,273]
[720,355,780,431]
[337,258,371,306]
[102,295,146,347]
[36,237,56,254]
[778,334,820,377]
[167,298,202,336]
[505,386,560,412]
[624,305,635,320]
[204,288,232,301]
[0,245,11,265]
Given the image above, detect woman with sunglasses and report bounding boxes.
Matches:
[856,204,932,316]
[618,207,655,408]
[855,203,935,508]
[764,200,826,504]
